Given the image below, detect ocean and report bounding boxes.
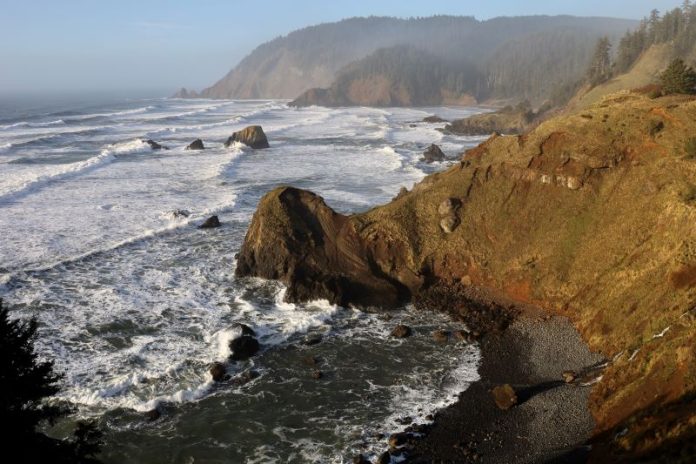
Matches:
[0,96,486,463]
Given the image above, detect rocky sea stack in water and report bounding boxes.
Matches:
[224,125,270,149]
[236,92,696,460]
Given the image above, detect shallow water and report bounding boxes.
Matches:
[0,97,486,462]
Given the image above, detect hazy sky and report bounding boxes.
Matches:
[0,0,684,96]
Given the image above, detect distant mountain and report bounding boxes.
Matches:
[191,15,636,105]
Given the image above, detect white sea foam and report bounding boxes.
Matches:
[0,119,65,130]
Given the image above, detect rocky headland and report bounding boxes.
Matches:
[235,92,696,462]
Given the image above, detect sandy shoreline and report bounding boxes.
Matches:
[401,313,605,463]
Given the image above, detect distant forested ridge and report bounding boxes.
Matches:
[188,15,636,105]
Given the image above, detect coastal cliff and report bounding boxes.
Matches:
[236,92,696,460]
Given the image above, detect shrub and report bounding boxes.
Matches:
[660,59,696,95]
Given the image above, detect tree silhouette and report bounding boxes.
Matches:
[0,299,102,463]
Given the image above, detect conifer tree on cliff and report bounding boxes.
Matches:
[587,36,612,86]
[660,58,696,94]
[0,299,102,463]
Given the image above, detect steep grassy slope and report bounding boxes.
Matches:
[236,92,696,460]
[569,44,677,111]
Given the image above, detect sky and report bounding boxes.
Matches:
[0,0,684,96]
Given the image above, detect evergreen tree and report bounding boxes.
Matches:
[0,299,102,463]
[587,37,612,86]
[660,58,696,94]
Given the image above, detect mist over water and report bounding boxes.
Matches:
[0,97,486,462]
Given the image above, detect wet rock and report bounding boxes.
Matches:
[144,139,167,150]
[185,138,205,150]
[171,209,190,218]
[438,198,461,216]
[209,362,227,382]
[377,451,391,464]
[311,369,323,379]
[390,324,412,338]
[303,334,323,346]
[233,323,256,337]
[395,416,413,425]
[144,409,161,421]
[229,335,260,360]
[224,125,270,149]
[440,215,460,233]
[422,143,446,163]
[492,384,518,410]
[388,432,409,448]
[198,215,221,229]
[562,370,577,383]
[432,329,449,343]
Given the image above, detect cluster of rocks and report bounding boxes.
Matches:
[438,197,461,234]
[141,125,270,154]
[208,323,261,383]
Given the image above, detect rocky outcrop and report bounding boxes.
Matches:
[224,126,270,149]
[185,139,205,150]
[442,105,534,136]
[423,115,448,123]
[173,87,199,99]
[422,144,445,163]
[235,92,696,459]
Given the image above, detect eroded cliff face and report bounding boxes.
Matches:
[235,92,696,459]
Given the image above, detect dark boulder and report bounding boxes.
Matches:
[388,432,409,448]
[209,362,227,382]
[229,335,260,360]
[377,451,391,464]
[199,215,221,229]
[185,139,205,150]
[144,409,161,421]
[234,187,412,308]
[144,139,167,150]
[311,369,323,379]
[352,455,370,464]
[224,125,269,149]
[391,324,412,338]
[422,144,446,163]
